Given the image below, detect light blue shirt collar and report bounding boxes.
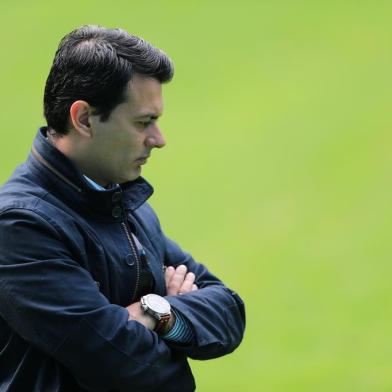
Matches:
[83,175,106,191]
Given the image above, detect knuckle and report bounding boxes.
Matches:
[168,281,179,290]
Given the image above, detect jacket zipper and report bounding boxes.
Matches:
[121,222,141,303]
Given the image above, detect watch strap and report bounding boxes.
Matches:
[154,313,171,334]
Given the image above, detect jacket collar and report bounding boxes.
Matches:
[28,127,154,219]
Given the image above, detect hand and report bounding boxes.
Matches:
[126,301,176,334]
[126,264,198,332]
[126,301,156,330]
[165,265,198,296]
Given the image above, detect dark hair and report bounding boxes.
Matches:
[44,25,174,134]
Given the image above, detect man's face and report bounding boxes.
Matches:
[87,74,165,185]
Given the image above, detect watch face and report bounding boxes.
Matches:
[145,294,171,315]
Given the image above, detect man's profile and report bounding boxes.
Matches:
[0,25,245,391]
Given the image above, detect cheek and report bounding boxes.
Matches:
[115,144,138,165]
[104,138,131,160]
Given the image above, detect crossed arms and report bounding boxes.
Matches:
[0,208,245,391]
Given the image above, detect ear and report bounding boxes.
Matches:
[69,100,92,138]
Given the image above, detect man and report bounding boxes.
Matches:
[0,25,245,391]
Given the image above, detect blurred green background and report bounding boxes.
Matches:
[1,0,392,391]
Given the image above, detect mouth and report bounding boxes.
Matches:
[135,155,150,165]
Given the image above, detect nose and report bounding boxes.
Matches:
[145,124,166,149]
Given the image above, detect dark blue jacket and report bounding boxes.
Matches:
[0,128,245,391]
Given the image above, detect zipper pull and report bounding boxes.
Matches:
[139,248,148,267]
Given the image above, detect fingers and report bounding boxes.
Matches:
[166,264,187,295]
[165,264,199,296]
[165,266,175,289]
[171,265,187,293]
[179,271,195,294]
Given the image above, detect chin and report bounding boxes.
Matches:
[122,169,141,183]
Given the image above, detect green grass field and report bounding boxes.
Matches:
[1,1,392,390]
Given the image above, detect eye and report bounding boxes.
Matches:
[137,120,154,128]
[136,118,157,129]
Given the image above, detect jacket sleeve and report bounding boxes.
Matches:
[162,234,246,360]
[0,208,191,392]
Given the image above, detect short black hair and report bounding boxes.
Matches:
[44,25,174,134]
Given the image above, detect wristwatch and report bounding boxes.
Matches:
[140,294,171,334]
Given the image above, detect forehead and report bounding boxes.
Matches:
[123,74,164,117]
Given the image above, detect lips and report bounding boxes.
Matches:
[135,155,150,164]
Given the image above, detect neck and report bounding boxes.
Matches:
[46,130,109,187]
